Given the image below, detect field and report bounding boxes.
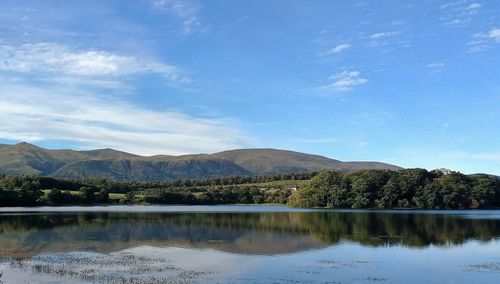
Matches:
[43,190,126,201]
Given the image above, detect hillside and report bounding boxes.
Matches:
[0,142,401,180]
[50,159,252,181]
[0,142,86,176]
[211,149,401,174]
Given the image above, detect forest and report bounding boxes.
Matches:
[289,169,500,209]
[0,169,499,209]
[0,172,313,206]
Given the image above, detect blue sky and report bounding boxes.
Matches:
[0,0,499,174]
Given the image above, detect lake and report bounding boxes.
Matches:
[0,206,500,283]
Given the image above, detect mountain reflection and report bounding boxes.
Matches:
[0,211,499,258]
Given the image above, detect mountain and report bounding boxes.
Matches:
[50,158,252,180]
[0,142,401,181]
[211,149,401,174]
[0,142,85,176]
[78,148,140,160]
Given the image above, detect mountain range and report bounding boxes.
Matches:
[0,142,401,181]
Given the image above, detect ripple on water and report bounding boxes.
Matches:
[1,246,219,283]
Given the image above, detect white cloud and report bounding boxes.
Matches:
[439,1,460,9]
[369,32,398,40]
[445,18,470,26]
[468,28,500,53]
[426,62,445,74]
[467,3,482,10]
[322,44,350,55]
[0,43,191,90]
[426,63,445,69]
[0,43,182,80]
[441,1,482,27]
[152,0,201,34]
[488,28,500,41]
[467,42,489,53]
[366,32,403,48]
[0,83,252,156]
[320,70,368,91]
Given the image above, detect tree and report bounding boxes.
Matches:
[288,186,323,207]
[18,181,43,206]
[376,177,400,208]
[350,177,371,208]
[120,192,137,204]
[393,168,431,207]
[47,189,64,204]
[470,175,499,208]
[438,173,469,209]
[348,170,389,208]
[95,188,109,203]
[0,188,20,206]
[79,186,97,203]
[289,171,351,208]
[321,171,351,208]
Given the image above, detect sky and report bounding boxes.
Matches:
[0,0,499,174]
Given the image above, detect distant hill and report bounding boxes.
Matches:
[211,149,401,174]
[50,158,252,180]
[0,142,401,181]
[469,173,500,180]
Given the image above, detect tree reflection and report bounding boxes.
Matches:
[0,211,499,258]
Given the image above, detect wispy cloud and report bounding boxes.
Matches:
[320,44,350,55]
[0,43,189,87]
[366,31,403,48]
[488,28,500,41]
[369,32,398,40]
[0,82,252,155]
[0,43,176,77]
[426,62,446,74]
[467,3,482,10]
[440,1,482,28]
[357,141,370,147]
[152,0,201,34]
[319,70,368,91]
[468,27,500,53]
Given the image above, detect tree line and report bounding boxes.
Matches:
[288,169,500,209]
[0,180,110,206]
[140,186,292,205]
[0,172,316,193]
[0,173,300,206]
[1,169,499,209]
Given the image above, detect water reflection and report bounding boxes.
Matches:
[1,210,500,258]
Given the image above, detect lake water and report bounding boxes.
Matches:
[0,205,499,283]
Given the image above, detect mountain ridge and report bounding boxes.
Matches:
[0,142,402,181]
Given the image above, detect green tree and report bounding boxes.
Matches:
[79,186,97,203]
[18,181,43,206]
[47,188,64,204]
[95,188,109,203]
[376,177,400,208]
[439,173,469,209]
[470,175,499,208]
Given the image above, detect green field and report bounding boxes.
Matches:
[43,190,125,201]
